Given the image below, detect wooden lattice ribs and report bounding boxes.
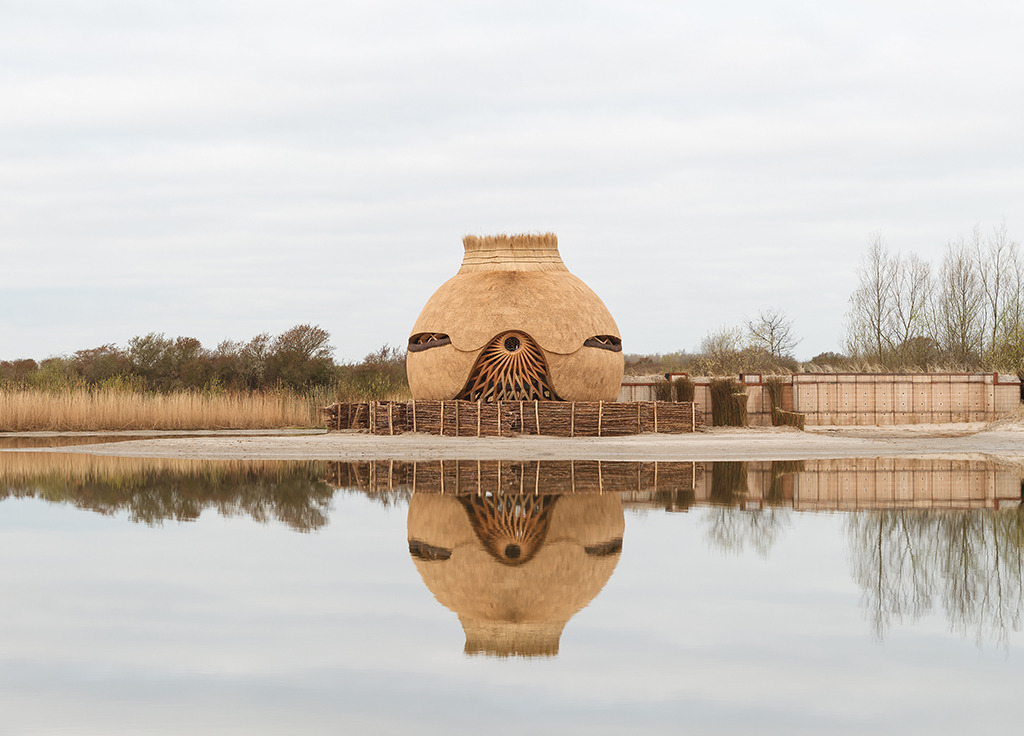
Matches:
[458,493,558,565]
[457,331,559,402]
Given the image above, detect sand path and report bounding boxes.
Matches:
[5,422,1022,465]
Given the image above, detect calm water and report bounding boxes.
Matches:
[1,453,1023,734]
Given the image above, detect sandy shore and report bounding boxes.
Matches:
[6,421,1022,465]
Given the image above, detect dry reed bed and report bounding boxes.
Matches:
[0,388,318,431]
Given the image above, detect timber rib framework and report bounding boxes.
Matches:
[322,400,702,436]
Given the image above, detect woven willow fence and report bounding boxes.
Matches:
[322,400,701,436]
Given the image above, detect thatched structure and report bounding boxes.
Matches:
[407,492,624,657]
[407,233,624,402]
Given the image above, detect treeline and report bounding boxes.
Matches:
[626,307,804,376]
[0,324,409,400]
[627,222,1023,378]
[845,223,1024,372]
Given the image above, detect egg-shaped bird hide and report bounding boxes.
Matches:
[407,233,624,401]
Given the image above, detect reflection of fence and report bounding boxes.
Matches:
[324,459,701,497]
[325,458,1023,511]
[322,400,701,435]
[325,459,1023,512]
[706,458,1022,510]
[620,372,1021,426]
[791,458,1023,510]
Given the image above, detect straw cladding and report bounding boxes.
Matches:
[408,232,624,402]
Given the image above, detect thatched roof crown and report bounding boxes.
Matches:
[459,233,567,272]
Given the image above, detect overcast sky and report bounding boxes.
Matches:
[2,0,1022,363]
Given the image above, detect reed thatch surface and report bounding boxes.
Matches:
[407,233,623,402]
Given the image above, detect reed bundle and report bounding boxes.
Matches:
[653,379,673,401]
[709,379,748,427]
[673,376,696,402]
[763,376,806,429]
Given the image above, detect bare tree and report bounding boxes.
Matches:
[845,234,898,362]
[890,253,932,366]
[745,307,800,358]
[994,241,1024,373]
[844,223,1022,372]
[696,325,746,375]
[932,238,985,366]
[977,221,1022,364]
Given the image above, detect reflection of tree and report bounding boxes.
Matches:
[1,458,337,531]
[703,507,791,558]
[847,509,1024,645]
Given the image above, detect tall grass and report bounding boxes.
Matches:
[0,387,320,431]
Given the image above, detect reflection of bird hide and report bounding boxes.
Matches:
[407,234,624,402]
[407,492,624,657]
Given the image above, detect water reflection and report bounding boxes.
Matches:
[0,452,335,531]
[408,491,623,657]
[3,452,1024,647]
[0,434,228,449]
[848,509,1024,644]
[327,458,1024,512]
